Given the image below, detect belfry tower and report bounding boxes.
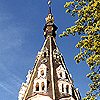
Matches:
[18,0,81,100]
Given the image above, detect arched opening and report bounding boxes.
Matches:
[62,84,64,92]
[44,52,46,58]
[47,80,50,88]
[36,82,39,91]
[65,73,68,79]
[41,70,44,76]
[72,87,77,99]
[60,72,62,77]
[41,82,45,91]
[66,85,69,93]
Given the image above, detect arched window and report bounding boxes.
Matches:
[41,70,44,76]
[47,80,50,88]
[62,84,64,92]
[41,82,45,91]
[65,73,69,79]
[72,87,77,99]
[44,52,46,58]
[66,85,69,93]
[36,82,39,91]
[60,72,62,77]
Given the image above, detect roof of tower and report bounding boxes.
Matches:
[18,1,81,100]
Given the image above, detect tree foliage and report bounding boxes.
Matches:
[60,0,100,99]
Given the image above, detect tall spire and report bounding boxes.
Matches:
[18,1,81,100]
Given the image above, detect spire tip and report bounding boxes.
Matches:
[48,0,52,14]
[48,0,52,6]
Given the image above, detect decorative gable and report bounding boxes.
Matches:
[38,64,47,78]
[56,65,66,79]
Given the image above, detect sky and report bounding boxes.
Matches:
[0,0,92,100]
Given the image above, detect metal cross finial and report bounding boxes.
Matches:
[48,0,52,14]
[48,0,52,6]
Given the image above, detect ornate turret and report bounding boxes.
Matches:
[44,0,57,38]
[18,0,81,100]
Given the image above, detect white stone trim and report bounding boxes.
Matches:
[22,49,46,99]
[26,70,32,84]
[18,83,28,100]
[41,37,49,51]
[50,37,55,99]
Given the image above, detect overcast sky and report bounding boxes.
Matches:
[0,0,92,100]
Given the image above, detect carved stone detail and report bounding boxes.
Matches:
[38,64,47,78]
[56,65,66,79]
[18,83,28,100]
[53,49,61,62]
[41,58,47,64]
[26,70,32,84]
[41,47,49,57]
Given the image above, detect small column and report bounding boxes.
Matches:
[44,80,47,92]
[69,85,72,96]
[33,81,36,92]
[38,70,40,78]
[44,68,47,77]
[39,82,41,92]
[63,84,66,93]
[58,82,62,92]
